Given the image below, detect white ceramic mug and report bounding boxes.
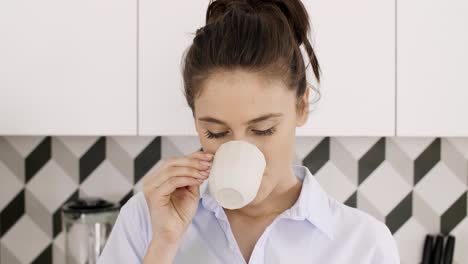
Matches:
[207,140,266,209]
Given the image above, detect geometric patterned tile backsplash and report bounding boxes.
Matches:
[0,136,467,264]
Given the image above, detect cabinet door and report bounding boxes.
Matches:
[397,0,468,136]
[139,0,395,136]
[298,0,395,136]
[138,1,207,136]
[0,0,137,135]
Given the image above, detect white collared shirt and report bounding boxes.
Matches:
[97,164,400,264]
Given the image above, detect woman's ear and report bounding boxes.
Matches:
[296,85,310,127]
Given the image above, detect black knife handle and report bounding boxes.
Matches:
[422,234,434,264]
[442,235,455,264]
[431,235,444,264]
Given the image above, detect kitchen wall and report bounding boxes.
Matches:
[0,135,467,264]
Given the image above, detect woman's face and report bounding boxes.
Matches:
[193,69,310,206]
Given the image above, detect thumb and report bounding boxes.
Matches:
[187,181,202,199]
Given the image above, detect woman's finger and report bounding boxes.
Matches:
[145,152,212,187]
[155,175,205,197]
[150,166,208,188]
[159,151,213,171]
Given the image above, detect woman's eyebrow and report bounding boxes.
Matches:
[198,113,283,125]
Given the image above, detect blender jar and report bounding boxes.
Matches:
[61,197,120,264]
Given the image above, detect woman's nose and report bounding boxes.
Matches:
[230,134,256,146]
[225,130,258,146]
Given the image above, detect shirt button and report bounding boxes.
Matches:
[229,244,235,251]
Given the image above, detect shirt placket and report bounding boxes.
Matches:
[216,209,285,264]
[215,211,246,264]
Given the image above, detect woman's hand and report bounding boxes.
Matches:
[143,150,213,245]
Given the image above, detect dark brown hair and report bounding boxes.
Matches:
[181,0,321,118]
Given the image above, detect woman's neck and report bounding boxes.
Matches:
[224,167,302,220]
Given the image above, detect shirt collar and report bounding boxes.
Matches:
[199,164,335,240]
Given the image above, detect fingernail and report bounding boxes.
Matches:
[200,160,211,167]
[205,153,214,159]
[200,170,209,176]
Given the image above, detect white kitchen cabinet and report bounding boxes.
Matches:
[138,0,395,136]
[138,1,207,136]
[297,0,395,136]
[0,0,137,135]
[397,0,468,136]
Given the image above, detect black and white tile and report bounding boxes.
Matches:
[0,136,467,264]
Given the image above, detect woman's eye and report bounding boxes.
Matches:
[204,127,276,139]
[203,130,227,139]
[253,127,276,136]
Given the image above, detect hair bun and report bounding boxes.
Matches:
[206,0,310,47]
[268,0,311,46]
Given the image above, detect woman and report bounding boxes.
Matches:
[98,0,400,263]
